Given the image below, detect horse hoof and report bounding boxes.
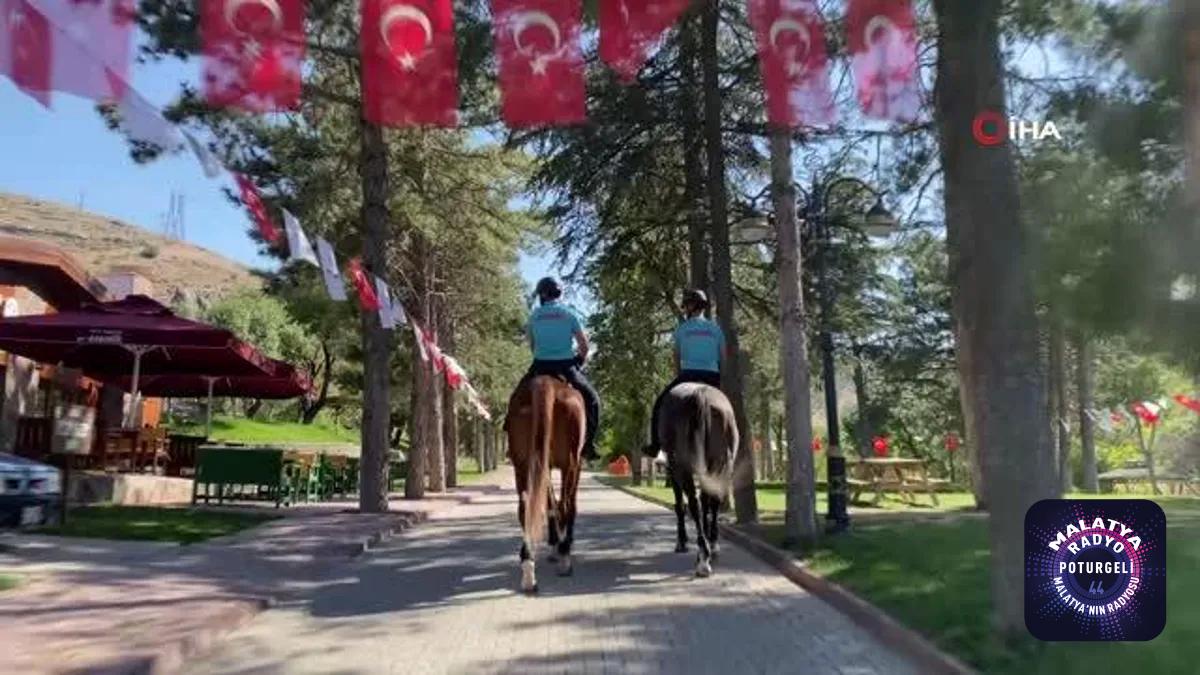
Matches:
[556,554,573,577]
[695,558,713,578]
[710,544,721,561]
[675,542,688,553]
[546,551,559,563]
[520,560,538,593]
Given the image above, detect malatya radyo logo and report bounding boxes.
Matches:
[1025,500,1166,641]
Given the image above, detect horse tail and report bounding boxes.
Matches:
[689,394,724,499]
[524,376,554,553]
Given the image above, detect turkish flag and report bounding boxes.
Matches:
[749,0,834,128]
[25,0,134,102]
[347,258,383,312]
[201,0,306,112]
[1174,393,1200,414]
[361,0,458,127]
[0,0,51,107]
[846,0,920,123]
[599,0,689,83]
[233,173,283,245]
[493,0,585,127]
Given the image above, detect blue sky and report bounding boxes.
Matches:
[0,55,557,288]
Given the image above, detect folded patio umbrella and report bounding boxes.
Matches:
[0,295,280,426]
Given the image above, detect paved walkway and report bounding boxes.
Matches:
[186,474,918,675]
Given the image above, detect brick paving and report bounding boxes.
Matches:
[186,474,918,675]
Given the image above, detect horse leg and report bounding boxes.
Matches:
[556,465,580,576]
[546,483,560,563]
[671,470,688,553]
[514,463,536,593]
[681,474,711,577]
[703,493,720,561]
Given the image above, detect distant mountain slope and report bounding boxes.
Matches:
[0,192,259,303]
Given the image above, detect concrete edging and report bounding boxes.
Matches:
[603,478,977,675]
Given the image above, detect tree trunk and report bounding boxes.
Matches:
[357,119,392,513]
[680,14,709,291]
[1049,316,1071,493]
[702,0,756,523]
[758,381,771,480]
[852,350,870,457]
[768,130,818,545]
[1177,0,1200,241]
[425,295,447,493]
[933,0,1058,636]
[443,388,458,488]
[1134,421,1162,495]
[1075,332,1099,492]
[300,342,333,424]
[440,308,458,489]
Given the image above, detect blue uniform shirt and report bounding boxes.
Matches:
[527,301,583,361]
[674,317,724,373]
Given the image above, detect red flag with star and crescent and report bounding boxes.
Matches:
[361,0,459,127]
[347,258,383,312]
[233,173,283,245]
[493,0,585,127]
[749,0,834,129]
[200,0,306,112]
[0,0,51,106]
[599,0,689,83]
[846,0,920,123]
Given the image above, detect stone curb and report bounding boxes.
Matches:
[602,479,977,675]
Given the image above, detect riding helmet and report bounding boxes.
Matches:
[683,288,709,311]
[535,277,563,302]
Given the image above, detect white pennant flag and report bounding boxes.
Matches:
[391,292,407,326]
[374,276,395,329]
[315,237,347,301]
[182,130,224,179]
[114,85,183,150]
[413,322,428,361]
[282,210,319,267]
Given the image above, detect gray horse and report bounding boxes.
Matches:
[657,382,739,577]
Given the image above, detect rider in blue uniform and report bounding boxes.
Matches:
[642,289,726,456]
[519,277,601,460]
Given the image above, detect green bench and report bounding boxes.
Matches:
[193,446,288,507]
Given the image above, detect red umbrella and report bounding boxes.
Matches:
[0,295,279,426]
[110,364,312,437]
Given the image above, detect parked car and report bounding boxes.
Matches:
[0,452,62,528]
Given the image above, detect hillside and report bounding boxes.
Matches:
[0,192,259,303]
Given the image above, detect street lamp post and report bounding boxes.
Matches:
[800,177,896,534]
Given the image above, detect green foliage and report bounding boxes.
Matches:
[172,415,357,444]
[203,289,316,365]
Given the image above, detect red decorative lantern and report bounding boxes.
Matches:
[944,433,960,452]
[811,437,823,452]
[872,435,889,457]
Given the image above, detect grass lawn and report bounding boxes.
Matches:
[175,416,358,445]
[0,574,17,592]
[37,506,279,544]
[605,476,1197,674]
[455,457,496,485]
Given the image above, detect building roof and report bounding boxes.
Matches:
[0,235,106,309]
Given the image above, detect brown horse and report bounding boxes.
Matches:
[505,375,586,593]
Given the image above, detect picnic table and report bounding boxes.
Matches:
[192,444,367,507]
[847,457,947,507]
[1098,467,1198,495]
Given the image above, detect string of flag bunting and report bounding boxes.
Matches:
[2,0,922,129]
